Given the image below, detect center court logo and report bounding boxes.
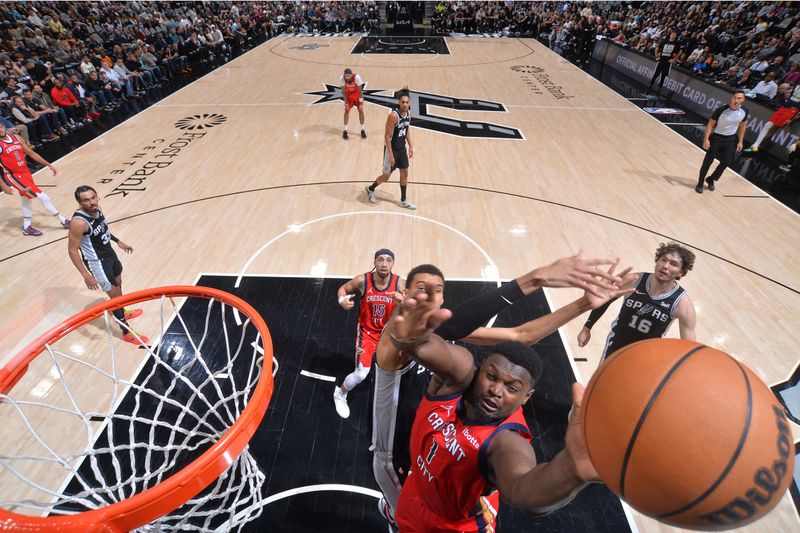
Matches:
[304,85,523,140]
[174,113,227,130]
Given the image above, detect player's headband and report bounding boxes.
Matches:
[374,249,394,260]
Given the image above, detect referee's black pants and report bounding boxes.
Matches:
[698,133,738,187]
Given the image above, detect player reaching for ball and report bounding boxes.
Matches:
[383,277,601,532]
[578,242,697,362]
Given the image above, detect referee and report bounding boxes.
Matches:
[696,90,748,194]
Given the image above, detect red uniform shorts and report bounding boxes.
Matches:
[2,170,40,199]
[346,93,362,110]
[355,325,380,368]
[769,107,800,128]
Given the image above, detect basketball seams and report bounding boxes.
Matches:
[618,345,707,498]
[583,340,658,480]
[582,342,644,465]
[655,358,753,519]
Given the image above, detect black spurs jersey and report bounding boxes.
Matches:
[604,272,687,358]
[72,209,116,262]
[390,108,411,151]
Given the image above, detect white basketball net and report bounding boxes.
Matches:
[0,294,269,531]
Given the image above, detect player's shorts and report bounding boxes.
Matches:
[769,107,800,128]
[396,474,500,533]
[382,146,409,174]
[84,256,123,292]
[355,325,381,368]
[2,170,40,199]
[346,94,361,110]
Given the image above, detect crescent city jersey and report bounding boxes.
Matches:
[342,73,361,99]
[0,134,29,175]
[390,108,411,152]
[72,209,116,262]
[603,272,687,358]
[397,391,531,530]
[358,272,400,334]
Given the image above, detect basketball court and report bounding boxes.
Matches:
[0,34,798,532]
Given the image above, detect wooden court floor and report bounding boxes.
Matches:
[0,35,798,532]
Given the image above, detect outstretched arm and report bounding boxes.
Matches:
[487,383,597,515]
[465,265,633,345]
[436,253,625,341]
[578,270,639,347]
[383,280,475,393]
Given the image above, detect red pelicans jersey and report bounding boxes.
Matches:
[0,134,29,174]
[396,392,531,532]
[358,272,399,334]
[343,73,361,99]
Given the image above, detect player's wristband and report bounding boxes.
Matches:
[387,330,424,351]
[110,234,119,243]
[583,320,593,330]
[338,295,350,304]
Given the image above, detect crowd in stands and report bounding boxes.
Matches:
[432,2,800,106]
[0,1,379,153]
[5,0,800,156]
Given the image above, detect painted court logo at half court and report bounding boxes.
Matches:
[174,113,228,130]
[304,85,523,140]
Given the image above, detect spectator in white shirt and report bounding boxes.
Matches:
[752,72,778,99]
[79,56,96,76]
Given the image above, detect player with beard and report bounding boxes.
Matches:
[383,275,604,532]
[334,249,406,419]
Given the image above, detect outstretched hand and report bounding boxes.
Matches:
[582,262,636,309]
[531,251,624,298]
[389,281,451,342]
[565,382,600,483]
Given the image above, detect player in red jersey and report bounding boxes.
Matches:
[0,122,70,236]
[333,248,405,418]
[340,68,366,140]
[384,275,603,532]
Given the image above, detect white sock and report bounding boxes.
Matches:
[360,124,365,132]
[37,192,65,222]
[753,121,774,148]
[343,124,348,132]
[21,197,32,226]
[342,365,369,391]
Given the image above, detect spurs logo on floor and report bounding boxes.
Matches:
[304,85,523,140]
[289,43,329,50]
[174,113,227,130]
[770,362,800,518]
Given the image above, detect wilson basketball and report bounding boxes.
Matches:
[582,339,794,531]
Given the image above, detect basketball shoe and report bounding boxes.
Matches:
[378,497,397,529]
[21,225,43,236]
[333,386,350,418]
[365,186,377,203]
[123,331,150,346]
[124,308,144,320]
[399,199,416,210]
